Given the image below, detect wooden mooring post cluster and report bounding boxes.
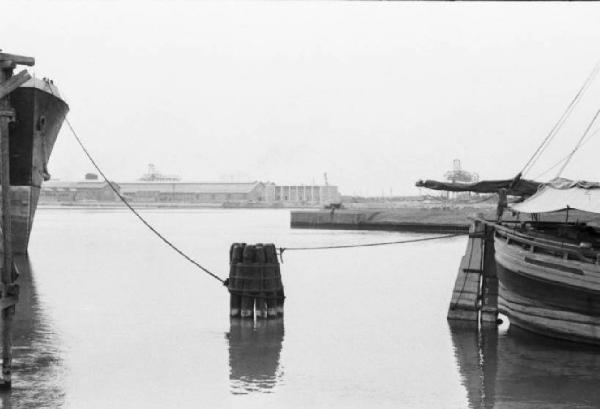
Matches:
[447,219,499,325]
[228,243,285,319]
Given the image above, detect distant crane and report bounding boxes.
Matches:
[139,163,181,182]
[443,159,479,184]
[442,159,479,200]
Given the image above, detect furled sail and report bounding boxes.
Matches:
[415,178,541,197]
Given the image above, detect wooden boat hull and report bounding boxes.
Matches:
[495,236,600,344]
[6,80,68,253]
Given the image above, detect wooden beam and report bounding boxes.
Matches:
[0,70,31,100]
[0,53,35,67]
[0,65,15,389]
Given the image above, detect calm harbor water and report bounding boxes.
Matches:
[3,208,600,408]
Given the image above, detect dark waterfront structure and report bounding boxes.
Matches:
[0,50,67,389]
[6,77,68,253]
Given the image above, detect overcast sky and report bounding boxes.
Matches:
[3,1,600,195]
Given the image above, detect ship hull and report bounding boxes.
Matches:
[6,80,68,253]
[495,235,600,345]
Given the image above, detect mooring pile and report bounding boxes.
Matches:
[228,243,284,319]
[447,219,498,325]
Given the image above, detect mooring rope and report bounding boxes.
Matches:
[57,100,465,281]
[278,233,464,262]
[63,117,227,285]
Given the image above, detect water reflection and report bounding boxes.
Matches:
[450,321,600,409]
[227,318,284,395]
[0,256,64,408]
[449,322,497,409]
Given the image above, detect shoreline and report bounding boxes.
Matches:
[37,202,313,210]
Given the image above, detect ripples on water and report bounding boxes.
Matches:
[450,322,600,409]
[228,318,284,395]
[3,256,65,409]
[0,208,598,408]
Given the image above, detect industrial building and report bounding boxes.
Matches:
[40,180,120,202]
[264,184,340,205]
[118,181,268,203]
[40,168,340,206]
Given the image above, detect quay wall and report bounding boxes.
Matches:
[290,208,479,233]
[290,206,600,233]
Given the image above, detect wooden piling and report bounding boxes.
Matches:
[254,244,268,319]
[240,244,255,319]
[264,244,279,318]
[229,243,243,318]
[0,65,13,390]
[227,242,284,319]
[275,262,285,316]
[447,219,498,324]
[480,224,499,325]
[447,221,485,321]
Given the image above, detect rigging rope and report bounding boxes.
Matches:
[533,127,600,180]
[63,118,228,285]
[555,106,600,178]
[519,59,600,177]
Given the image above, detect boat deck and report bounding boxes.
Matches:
[493,221,600,263]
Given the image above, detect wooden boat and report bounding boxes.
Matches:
[417,175,600,344]
[419,66,600,345]
[492,179,600,344]
[7,77,69,254]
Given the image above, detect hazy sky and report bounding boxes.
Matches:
[4,1,600,195]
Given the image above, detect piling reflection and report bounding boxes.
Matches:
[450,321,600,409]
[0,256,64,408]
[227,318,284,394]
[449,322,497,409]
